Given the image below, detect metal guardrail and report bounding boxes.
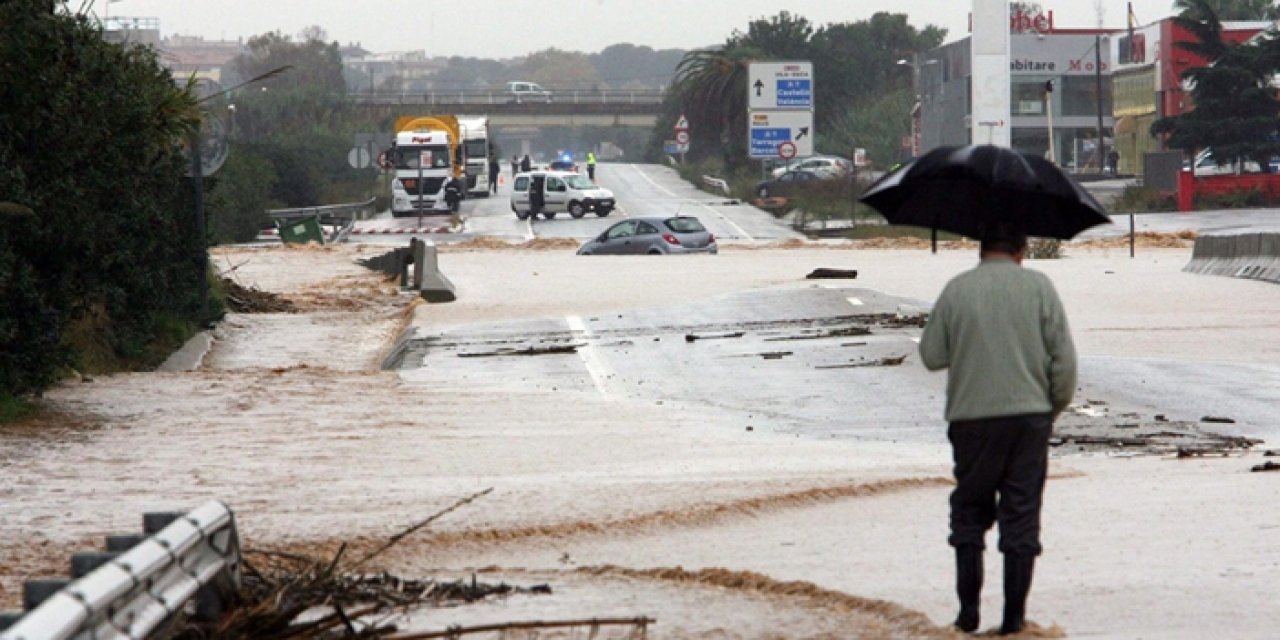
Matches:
[0,501,241,640]
[268,197,377,243]
[348,90,666,105]
[701,175,731,196]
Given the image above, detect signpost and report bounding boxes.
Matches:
[747,61,814,166]
[673,113,690,160]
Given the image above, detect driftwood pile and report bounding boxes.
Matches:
[221,277,296,313]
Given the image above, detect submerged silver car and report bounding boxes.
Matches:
[577,216,718,255]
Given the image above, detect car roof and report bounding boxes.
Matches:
[514,170,585,178]
[624,215,702,224]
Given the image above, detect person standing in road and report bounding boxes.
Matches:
[520,154,531,173]
[918,219,1077,636]
[586,150,597,182]
[489,155,500,194]
[511,154,519,178]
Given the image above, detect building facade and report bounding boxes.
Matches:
[917,29,1116,172]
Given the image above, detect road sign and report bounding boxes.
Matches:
[748,61,814,110]
[675,130,690,145]
[674,114,689,130]
[348,147,371,169]
[747,110,814,159]
[778,141,797,159]
[663,140,690,155]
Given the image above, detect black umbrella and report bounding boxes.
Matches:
[859,145,1110,240]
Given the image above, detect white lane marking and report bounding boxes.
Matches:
[627,164,755,241]
[846,297,864,307]
[525,216,535,240]
[629,163,680,198]
[698,201,753,241]
[910,337,921,343]
[566,315,612,399]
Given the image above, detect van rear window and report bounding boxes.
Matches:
[514,177,529,190]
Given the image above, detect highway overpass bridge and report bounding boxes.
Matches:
[349,90,665,128]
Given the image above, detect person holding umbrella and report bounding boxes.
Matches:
[917,219,1078,635]
[860,146,1099,635]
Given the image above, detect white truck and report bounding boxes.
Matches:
[389,116,463,217]
[457,116,491,197]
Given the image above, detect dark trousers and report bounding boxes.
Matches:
[588,165,596,180]
[948,413,1052,555]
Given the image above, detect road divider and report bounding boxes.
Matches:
[1183,232,1280,284]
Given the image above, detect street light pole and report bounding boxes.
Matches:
[1095,34,1106,175]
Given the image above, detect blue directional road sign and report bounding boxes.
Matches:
[776,79,811,107]
[750,128,790,158]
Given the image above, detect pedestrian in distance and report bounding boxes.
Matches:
[586,150,597,182]
[1107,149,1120,176]
[489,155,500,194]
[918,219,1077,636]
[520,154,531,173]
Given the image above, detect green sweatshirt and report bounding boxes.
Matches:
[918,257,1077,422]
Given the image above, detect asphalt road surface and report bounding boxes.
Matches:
[350,162,802,246]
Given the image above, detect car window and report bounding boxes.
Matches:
[565,174,594,189]
[779,173,795,182]
[606,221,637,239]
[636,221,660,235]
[547,177,566,192]
[513,176,529,191]
[664,217,706,233]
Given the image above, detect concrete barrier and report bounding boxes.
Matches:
[1184,232,1280,284]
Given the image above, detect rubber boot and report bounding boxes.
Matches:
[954,546,983,633]
[1000,552,1036,635]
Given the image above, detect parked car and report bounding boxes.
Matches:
[754,169,824,198]
[577,216,717,255]
[770,156,852,179]
[510,170,614,219]
[505,81,552,104]
[1189,148,1280,176]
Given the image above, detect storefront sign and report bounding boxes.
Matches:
[1010,8,1053,34]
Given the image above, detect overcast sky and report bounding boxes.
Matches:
[105,1,1183,58]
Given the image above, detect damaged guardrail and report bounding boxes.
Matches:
[0,501,241,640]
[268,197,377,244]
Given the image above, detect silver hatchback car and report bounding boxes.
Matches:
[577,216,718,255]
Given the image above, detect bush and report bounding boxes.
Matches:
[0,1,207,401]
[1111,186,1178,213]
[1025,239,1063,259]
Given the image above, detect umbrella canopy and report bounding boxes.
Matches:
[859,145,1110,240]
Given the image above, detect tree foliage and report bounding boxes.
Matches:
[1151,0,1280,167]
[0,0,205,395]
[653,10,943,168]
[213,26,381,239]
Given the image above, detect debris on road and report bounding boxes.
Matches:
[1251,461,1280,472]
[806,268,859,279]
[764,326,871,342]
[458,344,584,357]
[685,331,746,342]
[1201,415,1237,424]
[222,277,296,313]
[814,355,908,369]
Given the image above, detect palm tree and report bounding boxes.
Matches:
[671,43,762,164]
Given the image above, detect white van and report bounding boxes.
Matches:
[510,171,615,220]
[505,81,552,104]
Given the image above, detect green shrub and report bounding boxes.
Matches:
[1111,186,1178,213]
[1025,239,1063,259]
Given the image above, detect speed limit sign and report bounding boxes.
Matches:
[675,130,690,144]
[778,141,797,159]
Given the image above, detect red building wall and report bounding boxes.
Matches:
[1159,22,1264,118]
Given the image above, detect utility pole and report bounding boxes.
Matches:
[1095,35,1106,174]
